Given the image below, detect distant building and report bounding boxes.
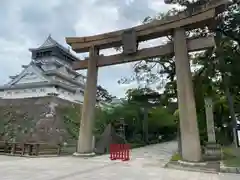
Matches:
[0,35,86,103]
[111,98,125,106]
[100,98,125,110]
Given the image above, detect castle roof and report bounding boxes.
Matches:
[4,61,85,92]
[29,35,79,62]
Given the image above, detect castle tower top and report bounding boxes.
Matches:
[29,35,79,63]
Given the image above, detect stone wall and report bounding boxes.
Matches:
[0,96,80,144]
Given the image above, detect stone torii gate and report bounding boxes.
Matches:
[66,0,228,162]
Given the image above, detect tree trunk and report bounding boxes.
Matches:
[142,107,149,144]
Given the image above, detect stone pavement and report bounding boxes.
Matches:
[0,141,239,180]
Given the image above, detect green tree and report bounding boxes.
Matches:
[118,0,240,146]
[97,85,116,103]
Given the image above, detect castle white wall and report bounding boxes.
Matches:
[41,64,57,71]
[51,76,75,86]
[55,87,84,103]
[0,91,4,98]
[36,57,72,68]
[0,87,84,104]
[1,87,56,99]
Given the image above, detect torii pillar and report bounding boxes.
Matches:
[174,28,202,162]
[73,47,99,156]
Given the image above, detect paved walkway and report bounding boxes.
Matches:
[0,141,239,180]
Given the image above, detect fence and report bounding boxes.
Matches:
[109,144,130,161]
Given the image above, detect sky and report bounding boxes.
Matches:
[0,0,178,98]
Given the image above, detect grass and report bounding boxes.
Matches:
[130,142,146,149]
[222,146,240,167]
[224,158,240,167]
[170,152,182,161]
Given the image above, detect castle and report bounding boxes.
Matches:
[0,35,85,104]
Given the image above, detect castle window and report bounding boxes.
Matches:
[40,88,45,92]
[36,51,51,58]
[32,89,36,92]
[45,51,51,56]
[64,55,70,62]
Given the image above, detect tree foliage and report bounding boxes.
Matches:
[96,85,116,103]
[118,0,240,145]
[60,87,177,144]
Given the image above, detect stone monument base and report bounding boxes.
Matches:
[73,152,96,158]
[203,142,221,161]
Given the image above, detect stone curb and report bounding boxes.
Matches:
[0,152,78,158]
[220,161,240,174]
[0,153,61,158]
[0,152,103,158]
[166,160,240,174]
[73,152,96,158]
[178,160,207,166]
[165,160,218,174]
